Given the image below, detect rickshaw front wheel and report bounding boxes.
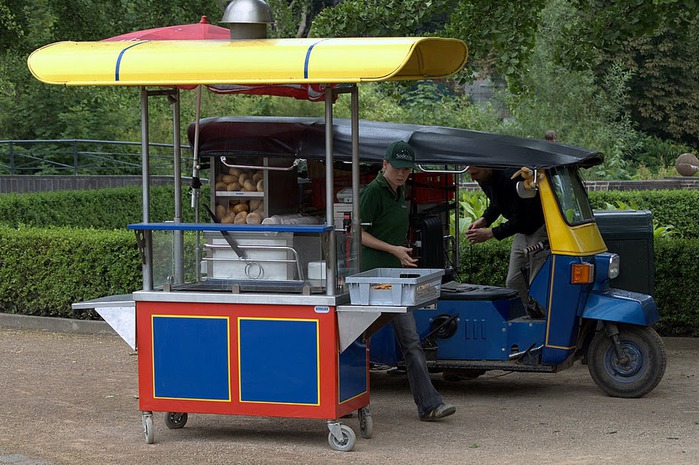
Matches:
[587,324,667,398]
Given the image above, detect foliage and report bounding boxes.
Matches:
[558,1,699,146]
[588,190,699,239]
[0,225,141,318]
[1,0,697,179]
[504,1,644,180]
[310,0,456,38]
[448,190,502,236]
[620,16,699,145]
[654,237,699,337]
[630,136,694,173]
[0,185,205,229]
[595,198,677,239]
[444,0,546,94]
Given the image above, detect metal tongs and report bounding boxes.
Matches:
[203,204,247,259]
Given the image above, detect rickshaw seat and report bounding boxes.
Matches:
[439,281,519,301]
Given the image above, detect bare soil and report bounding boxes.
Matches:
[1,326,697,465]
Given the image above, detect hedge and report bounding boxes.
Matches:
[0,185,205,229]
[588,190,699,238]
[0,186,697,336]
[0,226,141,319]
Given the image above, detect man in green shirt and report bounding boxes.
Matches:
[360,141,456,422]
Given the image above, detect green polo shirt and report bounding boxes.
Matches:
[359,171,409,271]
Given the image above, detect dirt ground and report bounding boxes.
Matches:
[0,324,697,465]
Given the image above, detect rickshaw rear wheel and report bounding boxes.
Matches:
[587,325,666,398]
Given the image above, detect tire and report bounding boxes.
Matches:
[587,325,666,398]
[142,413,154,444]
[358,407,373,439]
[328,424,356,452]
[164,412,188,429]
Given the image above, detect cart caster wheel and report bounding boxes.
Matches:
[142,412,154,444]
[165,412,188,429]
[358,407,373,439]
[327,424,356,452]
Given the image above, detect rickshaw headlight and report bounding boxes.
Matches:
[608,253,620,279]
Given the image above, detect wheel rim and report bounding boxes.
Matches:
[603,342,644,382]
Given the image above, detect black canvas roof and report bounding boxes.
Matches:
[188,116,603,169]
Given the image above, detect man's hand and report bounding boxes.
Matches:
[465,227,493,244]
[468,217,487,231]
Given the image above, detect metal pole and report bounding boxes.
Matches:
[350,85,361,274]
[192,85,203,282]
[324,86,336,296]
[140,87,153,291]
[9,141,14,175]
[72,140,78,175]
[172,88,184,284]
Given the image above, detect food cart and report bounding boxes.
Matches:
[28,1,467,451]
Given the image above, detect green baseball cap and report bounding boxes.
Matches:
[384,141,415,169]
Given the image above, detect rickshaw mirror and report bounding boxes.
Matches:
[516,181,537,199]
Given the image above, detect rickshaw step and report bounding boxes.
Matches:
[422,360,558,373]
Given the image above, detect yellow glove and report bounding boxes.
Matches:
[511,167,541,190]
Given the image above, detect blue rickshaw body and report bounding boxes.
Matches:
[369,252,660,369]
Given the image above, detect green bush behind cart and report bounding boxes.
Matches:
[0,186,697,336]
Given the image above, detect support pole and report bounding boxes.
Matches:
[140,87,153,291]
[171,88,184,284]
[324,86,336,296]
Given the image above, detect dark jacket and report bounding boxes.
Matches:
[479,168,545,240]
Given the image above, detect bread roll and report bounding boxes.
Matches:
[238,173,249,184]
[215,204,227,219]
[256,179,264,192]
[221,213,236,224]
[215,181,227,191]
[221,174,237,184]
[243,179,256,192]
[232,202,249,213]
[233,211,248,224]
[246,211,262,224]
[249,199,263,211]
[252,171,263,182]
[226,182,242,191]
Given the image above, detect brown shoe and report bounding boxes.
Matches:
[420,403,456,421]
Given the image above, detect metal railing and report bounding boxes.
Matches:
[0,139,192,176]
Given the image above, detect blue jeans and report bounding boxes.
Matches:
[391,312,444,417]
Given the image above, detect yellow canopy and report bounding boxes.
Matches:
[28,37,467,86]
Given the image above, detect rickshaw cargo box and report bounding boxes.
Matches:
[410,173,455,204]
[346,268,445,306]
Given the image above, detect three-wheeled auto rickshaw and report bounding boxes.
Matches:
[189,116,667,400]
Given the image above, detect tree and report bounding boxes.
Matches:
[558,0,699,145]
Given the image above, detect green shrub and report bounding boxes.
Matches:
[654,237,699,337]
[0,188,698,336]
[589,190,699,238]
[0,185,207,229]
[0,226,141,318]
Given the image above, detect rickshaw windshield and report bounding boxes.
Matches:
[548,166,594,226]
